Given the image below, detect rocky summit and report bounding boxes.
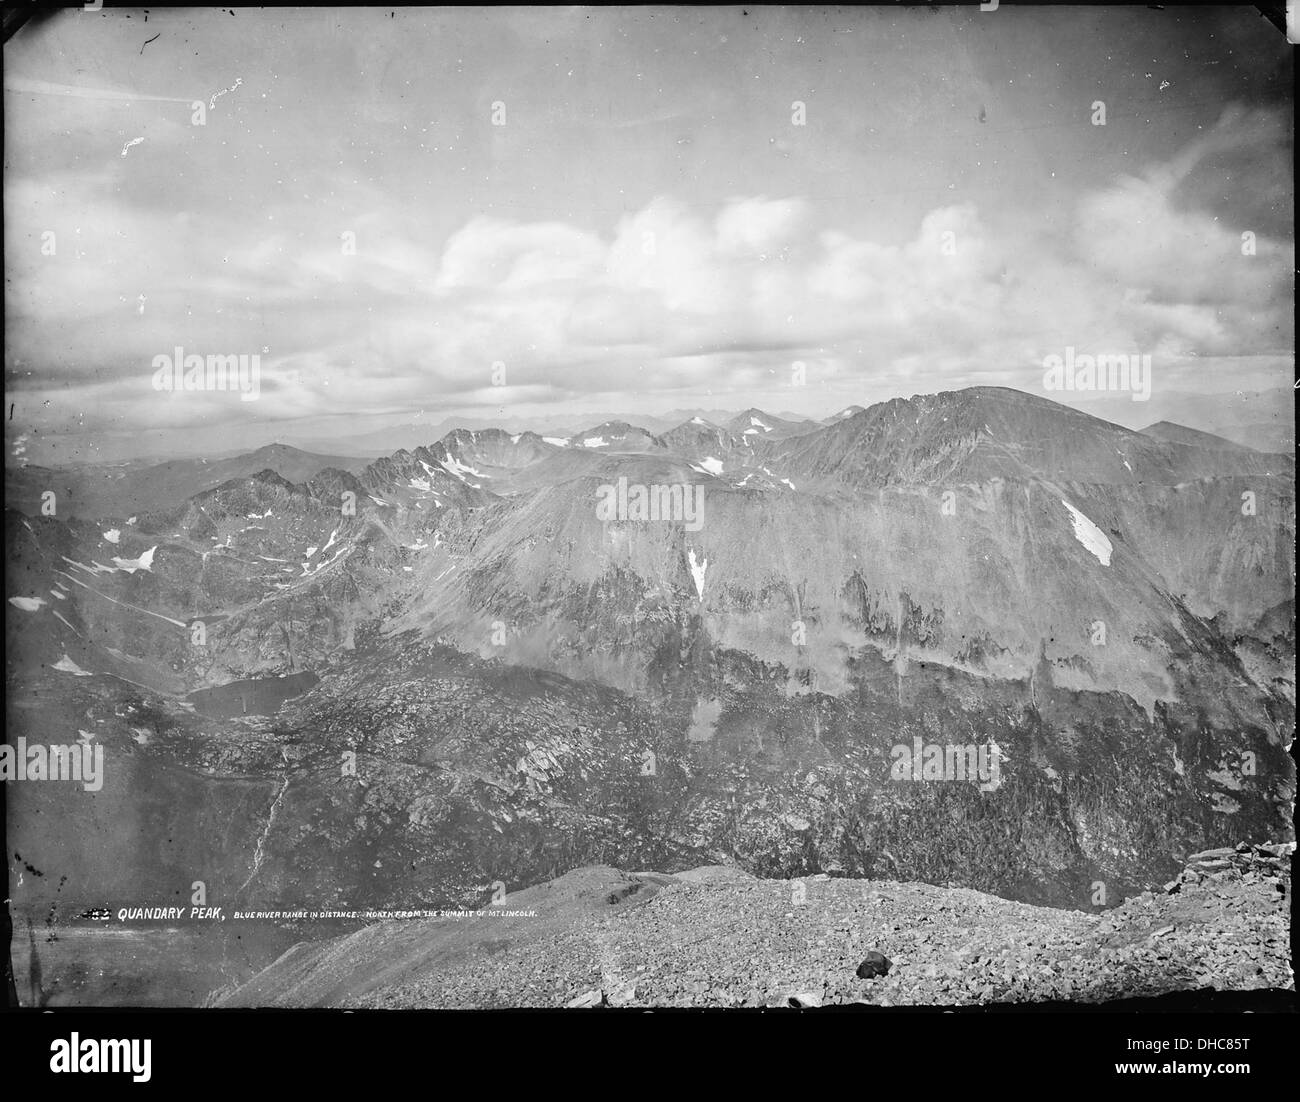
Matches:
[219,847,1291,1008]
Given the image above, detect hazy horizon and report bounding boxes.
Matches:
[5,378,1295,467]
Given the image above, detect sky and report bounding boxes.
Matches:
[3,5,1294,464]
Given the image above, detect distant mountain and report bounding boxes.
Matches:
[1135,386,1294,455]
[436,428,560,471]
[1212,420,1295,454]
[571,420,665,452]
[768,388,1287,488]
[723,408,815,440]
[658,408,751,427]
[310,412,678,456]
[4,443,372,520]
[659,416,740,461]
[307,409,823,457]
[1139,421,1252,452]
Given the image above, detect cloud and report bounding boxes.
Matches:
[5,105,1293,444]
[714,196,808,255]
[1074,106,1293,331]
[434,218,605,290]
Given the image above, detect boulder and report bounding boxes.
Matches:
[786,992,823,1008]
[605,980,637,1007]
[566,989,604,1008]
[1187,847,1235,861]
[856,950,892,979]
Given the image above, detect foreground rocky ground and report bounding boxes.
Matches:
[220,842,1292,1008]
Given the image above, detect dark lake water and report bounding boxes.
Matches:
[184,671,319,719]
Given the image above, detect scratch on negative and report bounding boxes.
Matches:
[209,77,243,111]
[121,137,144,157]
[140,33,159,55]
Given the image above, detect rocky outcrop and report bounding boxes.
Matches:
[1163,841,1294,895]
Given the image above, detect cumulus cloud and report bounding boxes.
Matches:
[435,218,605,291]
[1075,106,1292,319]
[5,104,1292,446]
[714,196,808,255]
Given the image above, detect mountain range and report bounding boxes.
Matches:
[4,386,1294,1005]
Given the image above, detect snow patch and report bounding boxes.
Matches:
[542,436,569,447]
[688,547,708,600]
[582,436,608,449]
[53,654,93,677]
[1061,501,1112,566]
[9,596,46,612]
[301,545,348,576]
[111,547,156,573]
[102,529,121,544]
[440,454,485,484]
[447,454,488,480]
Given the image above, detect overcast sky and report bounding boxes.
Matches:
[4,5,1293,463]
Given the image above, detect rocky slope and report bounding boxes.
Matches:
[219,843,1292,1008]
